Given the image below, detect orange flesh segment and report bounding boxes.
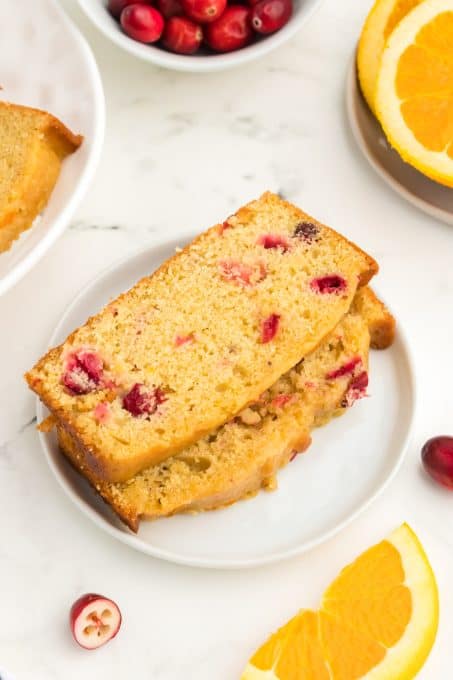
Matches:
[251,611,331,679]
[395,12,453,155]
[384,0,422,40]
[319,611,386,680]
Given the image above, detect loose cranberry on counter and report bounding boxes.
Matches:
[70,594,121,650]
[422,436,453,489]
[182,0,227,23]
[205,6,253,52]
[157,0,184,18]
[163,16,203,53]
[108,0,149,19]
[121,4,165,43]
[251,0,292,34]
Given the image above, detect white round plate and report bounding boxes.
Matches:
[0,0,105,296]
[346,55,453,226]
[38,239,416,569]
[78,0,325,73]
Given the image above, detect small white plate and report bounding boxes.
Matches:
[0,0,105,296]
[38,239,416,569]
[346,55,453,226]
[78,0,325,73]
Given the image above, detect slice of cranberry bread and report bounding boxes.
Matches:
[0,101,82,253]
[56,287,394,531]
[27,192,378,482]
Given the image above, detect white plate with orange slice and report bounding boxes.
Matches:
[38,240,416,569]
[347,0,453,225]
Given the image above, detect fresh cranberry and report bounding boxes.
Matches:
[122,383,167,417]
[120,4,164,43]
[70,594,121,650]
[218,258,267,286]
[341,371,368,407]
[251,0,292,34]
[62,350,104,395]
[310,275,347,295]
[175,333,196,346]
[261,314,280,343]
[108,0,149,19]
[157,0,184,18]
[422,436,453,489]
[257,233,291,252]
[326,356,362,380]
[205,6,253,52]
[163,16,203,53]
[182,0,226,23]
[293,221,319,243]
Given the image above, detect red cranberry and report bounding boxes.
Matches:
[310,275,347,295]
[175,332,196,346]
[341,371,368,407]
[218,220,233,235]
[157,0,184,18]
[182,0,226,23]
[261,313,280,343]
[122,383,167,417]
[422,436,453,489]
[218,258,266,286]
[108,0,149,19]
[251,0,292,34]
[163,16,203,53]
[326,356,362,380]
[205,6,253,52]
[257,233,291,252]
[120,4,164,43]
[62,350,104,395]
[293,221,319,243]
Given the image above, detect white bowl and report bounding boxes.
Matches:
[0,0,105,297]
[78,0,324,72]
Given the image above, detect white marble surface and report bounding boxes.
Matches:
[1,0,453,677]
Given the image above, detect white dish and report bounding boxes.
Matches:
[78,0,324,73]
[38,238,416,569]
[0,0,105,297]
[346,54,453,226]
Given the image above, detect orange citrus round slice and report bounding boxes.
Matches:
[375,0,453,186]
[357,0,423,113]
[241,524,438,679]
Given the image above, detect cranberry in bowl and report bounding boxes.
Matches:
[77,0,323,72]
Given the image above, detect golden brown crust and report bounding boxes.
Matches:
[352,286,396,349]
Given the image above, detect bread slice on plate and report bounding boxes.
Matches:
[0,101,82,253]
[27,192,378,482]
[55,287,395,532]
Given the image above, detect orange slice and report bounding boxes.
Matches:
[241,524,438,679]
[375,0,453,186]
[357,0,423,113]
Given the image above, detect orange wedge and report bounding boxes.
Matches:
[357,0,423,113]
[375,0,453,186]
[241,524,438,679]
